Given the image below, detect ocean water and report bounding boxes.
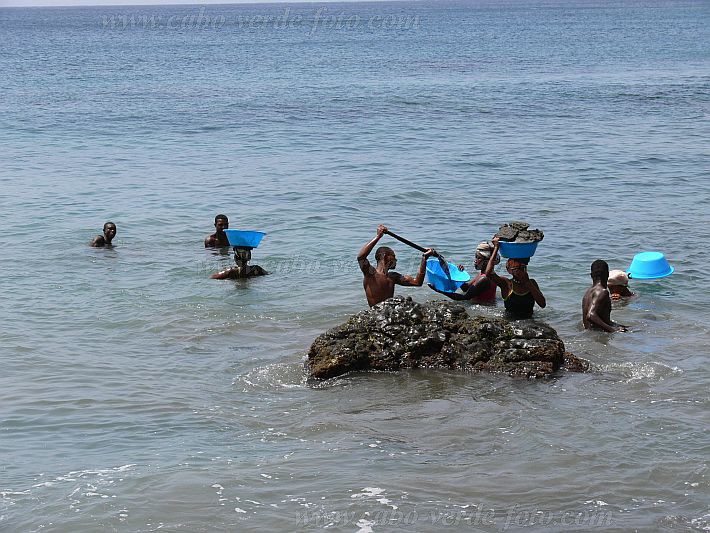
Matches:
[1,0,709,530]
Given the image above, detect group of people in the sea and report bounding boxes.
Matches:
[90,215,268,279]
[358,224,634,333]
[91,217,638,332]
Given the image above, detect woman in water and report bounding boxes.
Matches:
[484,236,546,319]
[428,241,500,304]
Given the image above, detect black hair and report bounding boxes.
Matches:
[508,257,530,265]
[591,259,609,282]
[214,214,228,224]
[375,246,394,262]
[103,221,115,230]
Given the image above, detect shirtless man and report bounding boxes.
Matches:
[582,259,628,332]
[357,224,433,307]
[211,248,268,279]
[204,214,230,248]
[90,222,117,247]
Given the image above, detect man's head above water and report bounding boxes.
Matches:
[590,259,610,284]
[102,221,117,243]
[374,246,396,269]
[214,214,229,232]
[234,247,252,266]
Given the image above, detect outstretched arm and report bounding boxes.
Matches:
[211,268,234,280]
[251,265,269,276]
[357,224,387,275]
[429,276,493,300]
[396,248,435,287]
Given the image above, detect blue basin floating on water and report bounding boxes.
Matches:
[224,229,266,249]
[627,251,674,279]
[498,241,539,259]
[426,258,471,293]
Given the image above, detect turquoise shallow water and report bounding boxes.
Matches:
[1,0,709,530]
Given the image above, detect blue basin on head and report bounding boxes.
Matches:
[426,258,471,293]
[627,251,674,279]
[498,241,538,259]
[224,229,266,249]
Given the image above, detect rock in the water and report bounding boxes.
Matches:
[307,296,587,380]
[496,221,544,243]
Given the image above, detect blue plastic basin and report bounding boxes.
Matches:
[498,241,539,259]
[426,258,471,293]
[224,229,266,249]
[627,251,674,280]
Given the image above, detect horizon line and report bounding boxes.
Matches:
[1,0,415,7]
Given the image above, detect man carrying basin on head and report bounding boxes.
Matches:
[211,247,268,279]
[582,260,628,332]
[484,236,546,319]
[205,214,230,248]
[358,225,434,307]
[429,241,499,304]
[90,221,117,247]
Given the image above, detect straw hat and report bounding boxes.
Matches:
[608,269,629,287]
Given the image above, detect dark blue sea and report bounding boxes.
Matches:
[1,0,709,530]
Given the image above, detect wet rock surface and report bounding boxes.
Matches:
[496,221,544,243]
[307,297,588,380]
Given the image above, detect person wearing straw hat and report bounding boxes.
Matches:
[607,269,635,301]
[582,260,628,332]
[358,224,434,307]
[428,241,499,304]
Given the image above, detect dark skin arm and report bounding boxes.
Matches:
[516,270,546,308]
[586,289,620,332]
[484,237,511,298]
[429,276,493,300]
[394,251,433,287]
[90,235,106,247]
[210,268,234,280]
[357,224,387,275]
[250,265,268,276]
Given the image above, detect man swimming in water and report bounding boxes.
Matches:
[211,247,268,279]
[90,221,117,247]
[205,214,230,248]
[583,260,628,332]
[484,236,546,319]
[428,241,499,304]
[358,224,434,307]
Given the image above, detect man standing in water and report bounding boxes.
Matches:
[204,214,230,248]
[211,248,268,279]
[357,224,434,307]
[90,221,117,247]
[582,259,628,332]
